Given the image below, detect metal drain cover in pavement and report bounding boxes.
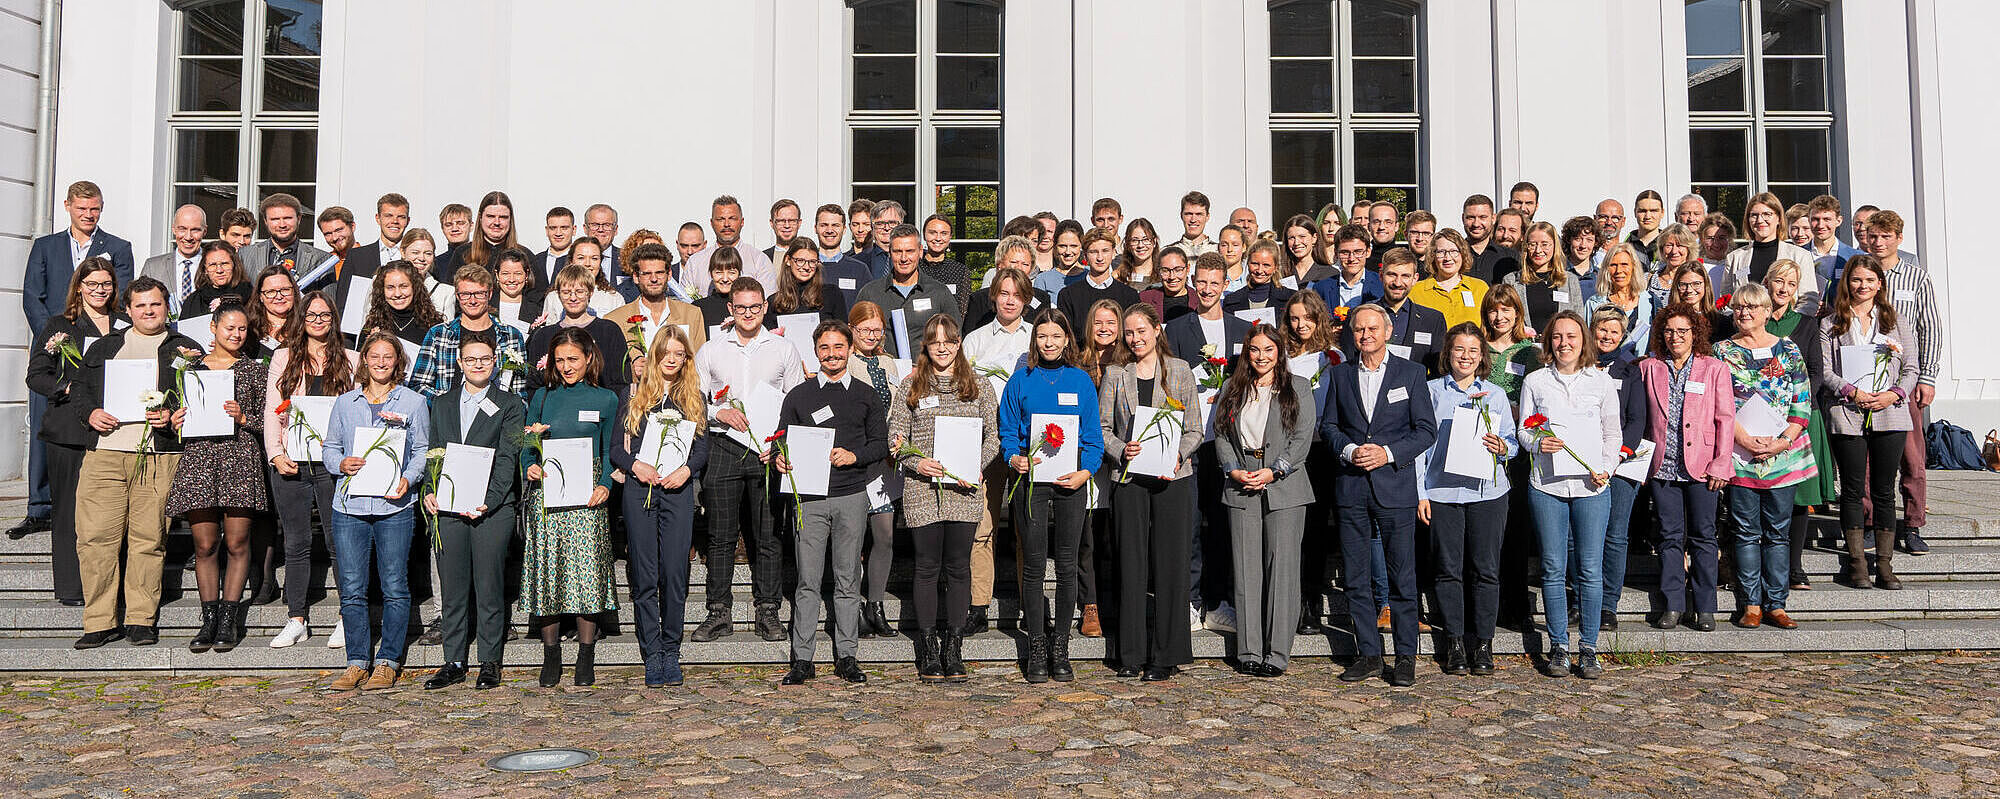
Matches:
[487,748,598,772]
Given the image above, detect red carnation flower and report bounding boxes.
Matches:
[1620,445,1635,458]
[1523,413,1550,429]
[1206,357,1228,367]
[1715,294,1732,310]
[764,429,786,444]
[714,385,730,403]
[273,398,291,417]
[1042,423,1065,450]
[627,314,646,324]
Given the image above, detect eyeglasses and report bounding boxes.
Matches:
[787,258,819,268]
[461,356,496,366]
[1661,327,1694,337]
[457,290,491,300]
[261,288,293,299]
[557,288,592,298]
[81,280,115,290]
[303,311,335,321]
[730,302,766,313]
[586,222,615,230]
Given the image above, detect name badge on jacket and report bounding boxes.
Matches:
[811,406,834,424]
[913,298,933,312]
[1686,381,1706,395]
[479,398,500,418]
[918,395,941,410]
[1058,392,1078,406]
[1387,386,1408,404]
[839,278,856,290]
[579,409,600,423]
[1413,331,1431,345]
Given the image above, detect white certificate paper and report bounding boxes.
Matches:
[1028,413,1080,483]
[1838,344,1889,392]
[180,369,236,438]
[725,382,788,453]
[438,443,494,516]
[347,426,408,498]
[776,313,821,366]
[785,425,836,497]
[1199,388,1222,442]
[1540,405,1602,477]
[890,308,914,359]
[637,416,696,474]
[1287,353,1325,386]
[283,395,336,464]
[176,314,215,351]
[1129,405,1186,479]
[103,359,159,423]
[1615,439,1655,482]
[933,416,984,484]
[1232,307,1277,329]
[1442,404,1500,481]
[539,436,595,508]
[340,276,371,335]
[1733,394,1788,463]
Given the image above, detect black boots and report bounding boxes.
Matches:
[938,629,967,682]
[1023,636,1050,683]
[917,631,946,681]
[1469,638,1495,676]
[961,605,989,636]
[1441,637,1468,675]
[214,600,249,651]
[862,601,895,638]
[1339,656,1382,682]
[1874,529,1903,589]
[574,643,596,686]
[190,600,223,652]
[690,608,733,642]
[539,645,562,687]
[1049,634,1074,682]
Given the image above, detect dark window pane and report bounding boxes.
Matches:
[853,56,916,111]
[1351,1,1417,57]
[1684,0,1744,56]
[1766,184,1829,207]
[937,0,1000,53]
[264,0,322,56]
[173,185,241,234]
[182,1,243,56]
[936,184,1000,240]
[1687,57,1746,112]
[853,185,916,222]
[1761,58,1825,112]
[258,129,316,183]
[1269,1,1332,57]
[174,129,240,184]
[936,56,1000,111]
[1273,187,1340,222]
[853,128,916,182]
[1765,128,1829,183]
[262,57,319,112]
[936,128,1000,182]
[179,58,243,113]
[1693,184,1749,227]
[1760,0,1825,55]
[1690,129,1748,183]
[853,0,917,54]
[1271,131,1337,186]
[1351,59,1416,114]
[1353,186,1414,216]
[256,185,315,240]
[1271,60,1334,114]
[1353,131,1417,184]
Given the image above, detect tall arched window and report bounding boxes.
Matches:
[1268,0,1423,221]
[1686,0,1835,222]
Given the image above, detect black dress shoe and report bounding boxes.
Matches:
[74,628,124,649]
[834,656,867,684]
[425,662,468,690]
[1141,666,1175,682]
[782,659,816,685]
[1650,612,1679,630]
[1389,656,1416,687]
[1600,610,1619,631]
[474,662,502,689]
[125,625,158,646]
[5,516,49,539]
[961,605,990,636]
[1338,656,1383,682]
[1297,607,1324,636]
[1686,612,1716,632]
[1469,639,1495,676]
[1115,666,1141,679]
[1441,638,1469,675]
[58,597,83,607]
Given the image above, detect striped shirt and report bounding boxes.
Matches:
[1883,250,1940,387]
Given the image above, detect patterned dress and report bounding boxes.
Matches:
[1714,337,1818,490]
[164,358,269,515]
[518,382,620,617]
[1768,309,1838,505]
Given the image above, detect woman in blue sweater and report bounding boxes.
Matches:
[997,307,1104,683]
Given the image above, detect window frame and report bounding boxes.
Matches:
[1267,0,1425,219]
[1685,0,1837,218]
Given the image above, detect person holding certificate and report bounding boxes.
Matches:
[1763,261,1837,591]
[610,325,709,688]
[1415,323,1518,676]
[997,308,1104,684]
[419,334,525,691]
[1517,311,1622,678]
[1073,297,1123,637]
[1212,324,1316,679]
[770,238,850,323]
[520,328,619,687]
[25,258,125,609]
[1714,283,1816,629]
[1818,255,1918,590]
[1638,305,1735,633]
[73,277,204,650]
[1099,303,1203,681]
[845,302,904,640]
[889,315,998,682]
[262,291,355,648]
[164,302,269,652]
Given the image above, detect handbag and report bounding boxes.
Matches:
[1985,429,2000,472]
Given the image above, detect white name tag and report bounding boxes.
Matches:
[479,398,500,417]
[913,298,933,312]
[1388,344,1412,359]
[1058,392,1079,406]
[838,278,856,290]
[811,405,834,424]
[1233,344,1243,355]
[1461,291,1476,307]
[918,395,941,410]
[1894,288,1915,303]
[1687,381,1706,395]
[1029,297,1042,308]
[1387,386,1408,404]
[946,285,958,294]
[1752,347,1773,360]
[1609,379,1622,392]
[1506,362,1526,376]
[1413,331,1431,345]
[579,409,600,423]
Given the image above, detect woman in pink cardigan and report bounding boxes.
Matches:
[1638,304,1735,632]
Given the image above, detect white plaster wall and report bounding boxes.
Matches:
[0,0,43,481]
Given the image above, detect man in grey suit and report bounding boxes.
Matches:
[239,193,333,292]
[139,205,208,316]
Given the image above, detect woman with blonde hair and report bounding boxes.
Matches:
[1762,258,1836,590]
[1582,244,1656,361]
[846,301,905,638]
[1501,220,1584,330]
[612,324,709,686]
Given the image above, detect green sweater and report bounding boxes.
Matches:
[526,382,620,489]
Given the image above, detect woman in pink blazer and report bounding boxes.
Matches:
[1638,303,1736,632]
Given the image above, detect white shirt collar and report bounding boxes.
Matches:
[819,370,852,388]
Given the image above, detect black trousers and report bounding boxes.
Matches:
[912,521,975,633]
[270,461,337,620]
[435,503,516,664]
[1015,482,1086,640]
[1113,478,1194,670]
[1832,431,1905,531]
[1299,443,1339,614]
[701,436,783,611]
[1430,495,1508,641]
[1653,479,1720,614]
[46,443,86,604]
[1188,442,1232,609]
[625,481,696,664]
[1339,500,1418,657]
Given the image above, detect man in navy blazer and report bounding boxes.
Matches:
[24,181,134,333]
[1164,257,1253,370]
[1318,303,1436,687]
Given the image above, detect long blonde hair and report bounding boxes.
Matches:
[623,324,707,437]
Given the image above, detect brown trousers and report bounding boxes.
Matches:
[74,450,179,632]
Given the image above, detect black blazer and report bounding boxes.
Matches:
[1337,300,1447,377]
[532,249,570,288]
[525,318,631,391]
[334,242,390,309]
[425,385,527,512]
[80,328,208,454]
[1221,283,1297,315]
[1316,355,1437,509]
[27,314,127,447]
[609,386,711,482]
[1164,311,1252,371]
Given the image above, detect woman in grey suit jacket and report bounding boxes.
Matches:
[1098,303,1205,681]
[1212,324,1318,678]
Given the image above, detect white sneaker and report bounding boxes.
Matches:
[1205,601,1239,633]
[326,619,345,648]
[1190,602,1205,632]
[269,618,310,648]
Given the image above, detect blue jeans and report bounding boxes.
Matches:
[1528,489,1609,652]
[1729,485,1796,610]
[1601,476,1639,613]
[332,508,415,668]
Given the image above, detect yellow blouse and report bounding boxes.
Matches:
[1410,275,1491,330]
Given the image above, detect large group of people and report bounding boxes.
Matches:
[16,178,1937,689]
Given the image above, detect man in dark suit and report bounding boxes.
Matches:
[1162,254,1252,630]
[533,206,576,288]
[420,333,525,691]
[1164,255,1252,370]
[138,205,207,317]
[1319,303,1436,687]
[1309,223,1385,315]
[334,193,410,309]
[1337,248,1446,376]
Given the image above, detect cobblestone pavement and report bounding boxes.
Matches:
[4,653,1998,798]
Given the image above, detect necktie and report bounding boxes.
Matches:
[178,257,195,307]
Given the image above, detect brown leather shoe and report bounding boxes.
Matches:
[364,664,399,691]
[1734,607,1762,629]
[1078,605,1102,638]
[1376,607,1393,632]
[329,665,369,691]
[1765,609,1798,629]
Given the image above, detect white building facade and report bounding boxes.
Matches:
[2,0,1995,478]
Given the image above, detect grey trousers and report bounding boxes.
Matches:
[1227,503,1306,669]
[790,492,869,662]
